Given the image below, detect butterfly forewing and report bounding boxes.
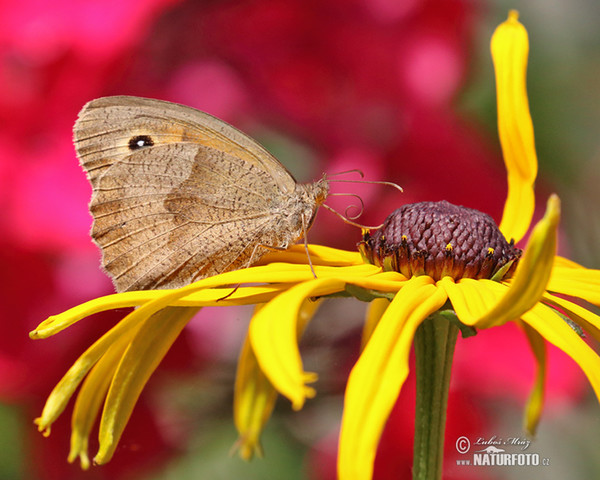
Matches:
[74,96,328,291]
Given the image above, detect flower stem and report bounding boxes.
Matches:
[412,312,459,480]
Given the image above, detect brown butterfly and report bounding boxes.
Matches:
[74,96,329,292]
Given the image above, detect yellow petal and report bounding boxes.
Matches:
[492,10,538,243]
[347,271,409,293]
[95,307,198,464]
[29,291,160,339]
[521,303,600,405]
[519,321,546,435]
[547,266,600,306]
[553,255,585,269]
[250,278,347,410]
[361,298,390,351]
[438,277,499,325]
[338,277,447,480]
[233,300,321,460]
[257,244,363,266]
[233,329,277,460]
[469,195,559,328]
[68,328,137,469]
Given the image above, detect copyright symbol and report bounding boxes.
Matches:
[456,436,470,454]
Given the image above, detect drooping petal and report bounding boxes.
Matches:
[68,327,138,469]
[250,278,349,410]
[233,320,277,460]
[521,303,600,405]
[492,10,538,243]
[519,321,546,435]
[95,307,199,465]
[34,307,151,436]
[338,276,448,480]
[233,299,322,460]
[35,278,225,435]
[361,298,390,350]
[249,272,406,409]
[466,195,559,329]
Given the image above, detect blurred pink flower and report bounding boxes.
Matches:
[166,60,249,121]
[0,0,179,62]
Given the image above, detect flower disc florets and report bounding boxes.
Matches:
[360,201,522,281]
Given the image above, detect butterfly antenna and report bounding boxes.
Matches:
[327,178,403,193]
[321,203,384,229]
[325,169,365,179]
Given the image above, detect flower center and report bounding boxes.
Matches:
[360,201,522,281]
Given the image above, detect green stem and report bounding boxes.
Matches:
[412,313,459,480]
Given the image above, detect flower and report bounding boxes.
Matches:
[31,10,600,480]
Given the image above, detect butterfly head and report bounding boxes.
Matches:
[313,175,330,206]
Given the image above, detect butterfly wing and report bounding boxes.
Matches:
[74,96,299,291]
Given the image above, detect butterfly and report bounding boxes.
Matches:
[74,96,329,292]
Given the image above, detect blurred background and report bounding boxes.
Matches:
[1,0,599,478]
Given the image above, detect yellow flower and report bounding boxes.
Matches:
[31,10,600,480]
